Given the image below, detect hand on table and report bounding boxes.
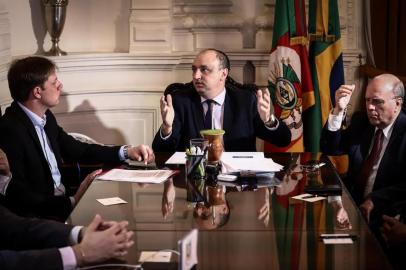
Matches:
[127,145,155,165]
[74,214,134,266]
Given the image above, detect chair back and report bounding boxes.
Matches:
[163,77,259,96]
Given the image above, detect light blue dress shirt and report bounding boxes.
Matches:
[18,103,65,195]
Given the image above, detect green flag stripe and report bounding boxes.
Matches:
[272,0,289,47]
[272,0,302,46]
[287,0,296,37]
[310,42,330,57]
[308,0,317,33]
[328,0,341,38]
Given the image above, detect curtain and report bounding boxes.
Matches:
[370,0,406,75]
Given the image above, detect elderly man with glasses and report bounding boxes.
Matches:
[321,74,406,241]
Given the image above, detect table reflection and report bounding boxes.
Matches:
[67,153,392,270]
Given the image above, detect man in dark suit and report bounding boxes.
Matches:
[0,205,133,270]
[0,150,133,270]
[152,49,291,152]
[0,56,154,220]
[321,74,406,225]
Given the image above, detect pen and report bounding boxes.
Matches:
[232,156,253,158]
[301,194,317,199]
[320,234,357,239]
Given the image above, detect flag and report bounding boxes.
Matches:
[304,0,343,152]
[304,0,348,173]
[272,154,307,269]
[265,0,314,152]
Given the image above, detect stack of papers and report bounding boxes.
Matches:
[220,152,283,173]
[164,151,284,174]
[320,234,355,245]
[97,169,177,184]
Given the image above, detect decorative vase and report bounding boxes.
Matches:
[43,0,69,56]
[200,129,225,164]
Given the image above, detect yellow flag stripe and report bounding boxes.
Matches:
[315,0,329,36]
[302,91,316,111]
[315,39,343,126]
[284,136,304,152]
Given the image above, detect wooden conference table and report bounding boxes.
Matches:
[67,153,393,270]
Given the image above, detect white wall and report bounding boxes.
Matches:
[7,0,129,55]
[0,0,366,147]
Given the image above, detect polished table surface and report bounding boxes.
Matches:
[67,153,393,270]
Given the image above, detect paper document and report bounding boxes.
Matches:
[139,251,172,263]
[221,152,264,159]
[291,193,326,202]
[165,152,187,164]
[221,152,283,173]
[97,197,127,206]
[97,169,177,183]
[323,238,353,244]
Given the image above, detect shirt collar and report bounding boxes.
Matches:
[376,118,396,140]
[200,87,226,106]
[17,102,47,128]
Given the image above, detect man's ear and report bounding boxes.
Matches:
[32,86,42,99]
[397,98,403,107]
[221,68,229,81]
[394,98,403,111]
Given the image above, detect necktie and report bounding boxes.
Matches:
[204,100,214,129]
[356,129,383,196]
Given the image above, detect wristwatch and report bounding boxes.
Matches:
[123,145,130,160]
[264,114,277,128]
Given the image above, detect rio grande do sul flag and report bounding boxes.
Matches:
[265,0,314,153]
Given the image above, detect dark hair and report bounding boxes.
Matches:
[200,48,231,71]
[193,200,230,229]
[7,56,57,102]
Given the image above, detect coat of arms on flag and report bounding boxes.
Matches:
[268,47,303,146]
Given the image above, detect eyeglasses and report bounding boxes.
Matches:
[365,97,401,106]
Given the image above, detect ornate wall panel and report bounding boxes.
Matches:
[0,0,365,145]
[0,1,10,112]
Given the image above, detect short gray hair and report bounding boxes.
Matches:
[393,80,405,99]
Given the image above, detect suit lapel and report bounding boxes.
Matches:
[44,111,62,165]
[360,125,375,160]
[11,103,60,167]
[191,92,205,135]
[377,112,406,177]
[386,112,406,149]
[11,103,44,153]
[223,89,233,134]
[375,112,406,189]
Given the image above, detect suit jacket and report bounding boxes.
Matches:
[0,102,122,220]
[152,85,291,152]
[0,205,72,270]
[321,111,406,211]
